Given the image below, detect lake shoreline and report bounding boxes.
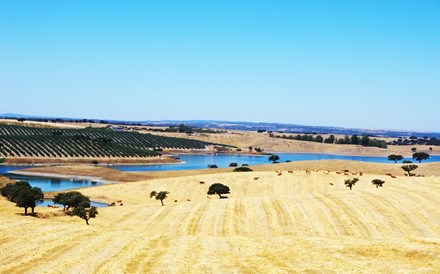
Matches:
[7,170,113,185]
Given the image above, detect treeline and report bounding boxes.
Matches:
[164,124,226,134]
[0,124,218,158]
[389,136,440,146]
[273,134,387,149]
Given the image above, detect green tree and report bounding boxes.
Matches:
[371,179,385,188]
[351,134,359,145]
[229,162,238,167]
[207,183,230,198]
[315,135,324,143]
[401,164,418,176]
[150,191,169,206]
[70,206,98,225]
[0,181,44,215]
[387,154,404,163]
[53,191,90,211]
[324,135,335,144]
[412,152,430,163]
[361,135,370,146]
[344,178,359,190]
[268,154,280,163]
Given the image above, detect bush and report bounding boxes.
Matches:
[207,164,218,169]
[242,163,249,166]
[233,167,253,172]
[402,160,413,164]
[0,157,5,164]
[229,162,238,167]
[207,183,230,198]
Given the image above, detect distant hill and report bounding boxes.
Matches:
[1,113,440,138]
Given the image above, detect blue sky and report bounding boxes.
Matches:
[0,0,439,131]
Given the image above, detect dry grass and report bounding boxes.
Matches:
[1,161,439,273]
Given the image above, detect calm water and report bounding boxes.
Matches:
[37,199,108,207]
[1,153,440,189]
[112,153,440,172]
[4,174,102,192]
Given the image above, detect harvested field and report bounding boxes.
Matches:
[1,161,439,273]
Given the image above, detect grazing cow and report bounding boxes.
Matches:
[336,171,341,174]
[329,183,334,186]
[288,171,293,173]
[174,200,178,202]
[207,196,211,199]
[187,199,191,202]
[386,173,392,176]
[120,203,123,206]
[110,202,116,206]
[359,172,363,176]
[277,173,282,176]
[254,177,259,180]
[199,181,205,185]
[391,175,396,178]
[117,200,122,203]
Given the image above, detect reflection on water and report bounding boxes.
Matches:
[4,174,102,192]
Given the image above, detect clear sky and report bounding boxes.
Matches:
[1,1,439,131]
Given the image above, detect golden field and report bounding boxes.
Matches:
[1,161,440,273]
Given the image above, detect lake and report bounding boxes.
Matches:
[1,153,439,190]
[111,153,440,172]
[37,199,108,208]
[4,174,102,192]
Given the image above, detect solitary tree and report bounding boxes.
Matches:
[411,147,417,153]
[53,191,90,211]
[92,160,98,166]
[371,179,385,188]
[70,206,98,225]
[229,162,238,167]
[344,178,359,190]
[401,164,418,176]
[150,191,169,206]
[207,183,230,198]
[412,152,430,163]
[268,154,280,163]
[0,181,44,215]
[387,154,403,163]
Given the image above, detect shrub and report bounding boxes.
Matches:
[233,167,253,172]
[371,179,385,188]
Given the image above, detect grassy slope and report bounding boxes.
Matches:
[1,162,439,273]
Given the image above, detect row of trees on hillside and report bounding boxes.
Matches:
[272,133,387,149]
